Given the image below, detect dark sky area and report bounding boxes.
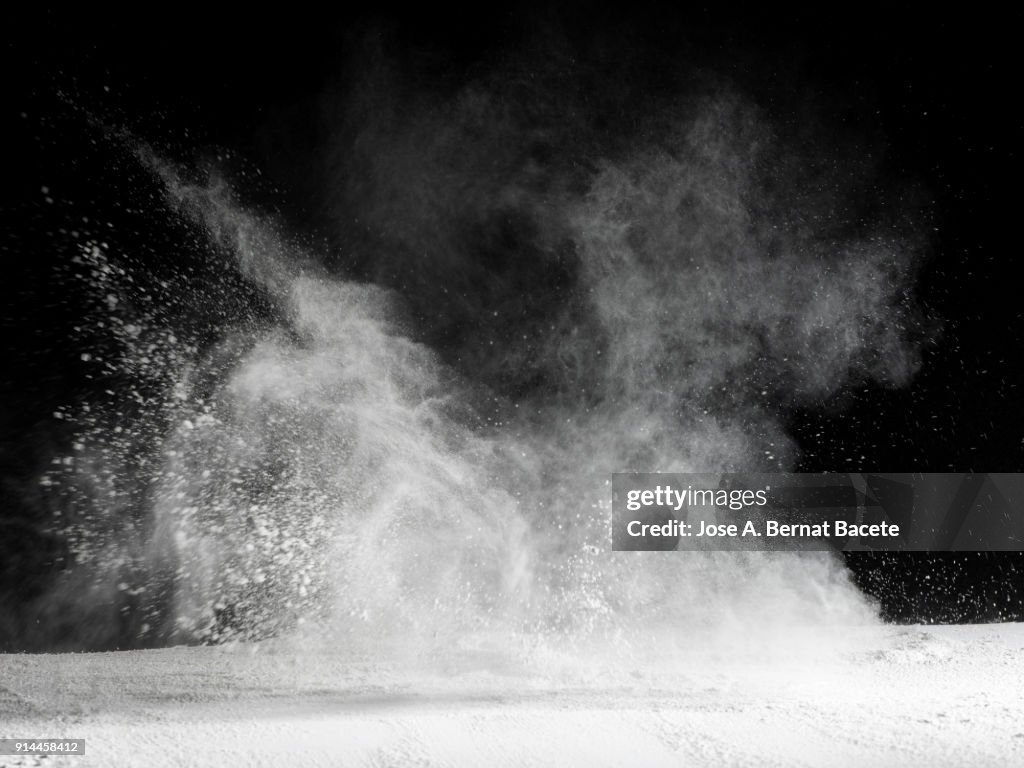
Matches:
[2,6,1022,648]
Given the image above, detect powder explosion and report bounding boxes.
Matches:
[31,51,928,662]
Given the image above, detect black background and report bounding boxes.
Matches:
[2,5,1022,646]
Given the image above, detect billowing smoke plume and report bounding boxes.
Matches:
[31,43,927,658]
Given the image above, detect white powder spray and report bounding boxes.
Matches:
[42,77,927,667]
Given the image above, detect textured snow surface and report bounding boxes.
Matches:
[2,623,1023,767]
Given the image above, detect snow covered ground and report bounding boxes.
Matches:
[2,623,1022,767]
